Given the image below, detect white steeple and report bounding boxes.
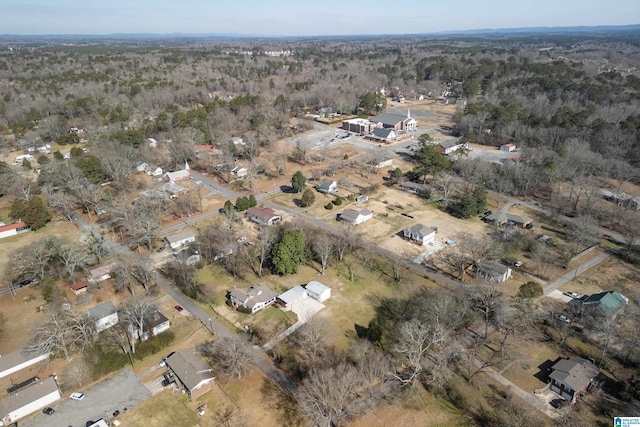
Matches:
[184,161,190,171]
[407,108,411,118]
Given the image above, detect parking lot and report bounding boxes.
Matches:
[20,368,150,427]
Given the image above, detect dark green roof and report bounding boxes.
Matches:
[583,291,627,317]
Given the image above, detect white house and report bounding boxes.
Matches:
[305,281,331,303]
[228,284,278,313]
[246,207,281,226]
[316,179,338,195]
[403,224,437,246]
[87,262,117,283]
[437,139,465,155]
[367,156,394,169]
[500,143,517,152]
[87,301,119,333]
[338,208,373,225]
[164,169,190,183]
[145,165,164,177]
[164,230,196,249]
[478,262,512,283]
[130,311,170,341]
[0,350,50,379]
[135,161,148,172]
[0,222,29,240]
[0,376,61,426]
[160,182,188,198]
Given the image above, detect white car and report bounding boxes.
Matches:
[514,261,523,267]
[558,315,571,324]
[70,392,85,401]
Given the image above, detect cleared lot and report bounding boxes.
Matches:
[20,368,150,427]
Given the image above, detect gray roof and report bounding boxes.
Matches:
[407,224,436,237]
[229,284,278,310]
[372,128,396,138]
[340,208,372,223]
[316,179,336,191]
[549,357,599,391]
[368,156,393,165]
[145,311,169,330]
[166,350,214,392]
[160,182,186,195]
[0,349,48,375]
[0,376,59,419]
[399,181,430,193]
[439,139,463,149]
[87,301,117,320]
[305,281,330,295]
[165,230,196,245]
[478,262,510,279]
[278,285,307,305]
[371,112,413,126]
[485,212,532,225]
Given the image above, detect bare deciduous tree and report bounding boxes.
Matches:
[297,364,361,427]
[25,307,95,360]
[201,336,252,379]
[313,233,333,275]
[63,358,90,389]
[120,296,157,353]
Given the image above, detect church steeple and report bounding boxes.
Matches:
[407,108,411,118]
[184,161,190,171]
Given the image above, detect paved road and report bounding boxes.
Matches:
[543,251,613,294]
[20,368,149,427]
[73,215,300,396]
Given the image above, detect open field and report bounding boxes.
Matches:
[117,389,197,427]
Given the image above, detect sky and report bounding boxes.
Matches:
[0,0,638,36]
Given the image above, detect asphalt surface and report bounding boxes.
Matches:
[20,368,149,427]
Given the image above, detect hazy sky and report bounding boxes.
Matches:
[1,0,638,36]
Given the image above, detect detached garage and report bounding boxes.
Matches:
[0,376,60,425]
[305,281,331,303]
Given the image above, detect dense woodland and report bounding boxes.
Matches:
[1,32,640,426]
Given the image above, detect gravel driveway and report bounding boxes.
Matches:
[20,368,150,427]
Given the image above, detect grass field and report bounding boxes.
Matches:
[117,390,198,427]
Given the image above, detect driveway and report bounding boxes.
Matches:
[291,297,325,322]
[20,368,150,427]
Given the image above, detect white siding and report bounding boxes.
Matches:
[3,390,61,423]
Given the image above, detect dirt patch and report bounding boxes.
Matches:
[0,287,47,353]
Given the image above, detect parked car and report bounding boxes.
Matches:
[514,261,523,267]
[42,407,55,415]
[70,392,85,401]
[563,292,581,299]
[174,305,184,312]
[558,315,571,323]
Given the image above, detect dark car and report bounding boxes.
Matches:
[42,407,55,415]
[17,278,34,288]
[484,210,492,216]
[174,305,184,312]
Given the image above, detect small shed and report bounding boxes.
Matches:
[69,280,88,295]
[500,143,517,152]
[305,281,331,303]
